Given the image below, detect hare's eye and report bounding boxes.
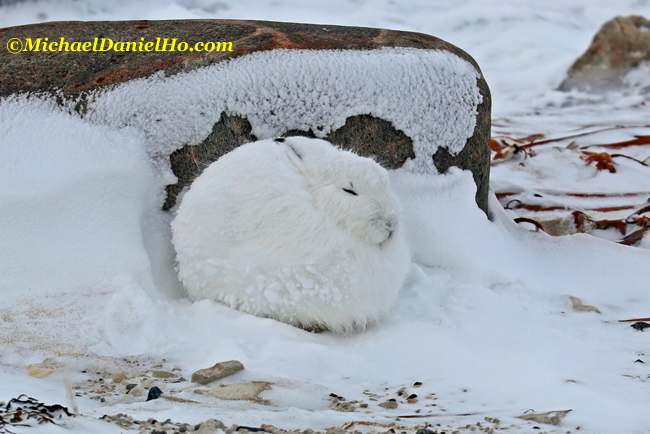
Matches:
[342,188,357,196]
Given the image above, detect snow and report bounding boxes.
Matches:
[1,1,650,434]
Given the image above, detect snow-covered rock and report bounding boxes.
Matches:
[560,15,650,91]
[0,19,491,211]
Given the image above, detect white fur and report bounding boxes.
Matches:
[171,137,411,333]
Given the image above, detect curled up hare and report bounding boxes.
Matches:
[171,136,411,333]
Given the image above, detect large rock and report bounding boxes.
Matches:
[0,19,491,212]
[560,15,650,91]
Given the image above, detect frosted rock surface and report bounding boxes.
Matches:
[88,47,482,172]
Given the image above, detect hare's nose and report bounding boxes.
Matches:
[385,218,397,231]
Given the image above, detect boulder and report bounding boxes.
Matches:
[560,15,650,91]
[0,19,491,212]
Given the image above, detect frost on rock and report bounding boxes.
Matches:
[87,47,482,173]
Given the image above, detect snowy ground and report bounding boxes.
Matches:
[1,1,650,433]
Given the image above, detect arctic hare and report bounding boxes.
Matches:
[171,137,411,333]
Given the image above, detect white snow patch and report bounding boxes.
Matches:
[0,97,182,358]
[622,61,650,90]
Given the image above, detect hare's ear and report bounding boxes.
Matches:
[276,137,306,174]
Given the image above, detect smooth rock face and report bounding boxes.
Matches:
[560,15,650,91]
[206,382,272,400]
[191,360,244,385]
[1,19,491,212]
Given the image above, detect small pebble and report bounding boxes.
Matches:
[191,360,245,385]
[379,401,398,409]
[152,370,179,379]
[113,372,127,383]
[632,322,650,331]
[26,367,54,379]
[127,386,144,397]
[141,378,157,389]
[413,382,422,387]
[195,418,226,434]
[147,386,164,401]
[115,417,133,427]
